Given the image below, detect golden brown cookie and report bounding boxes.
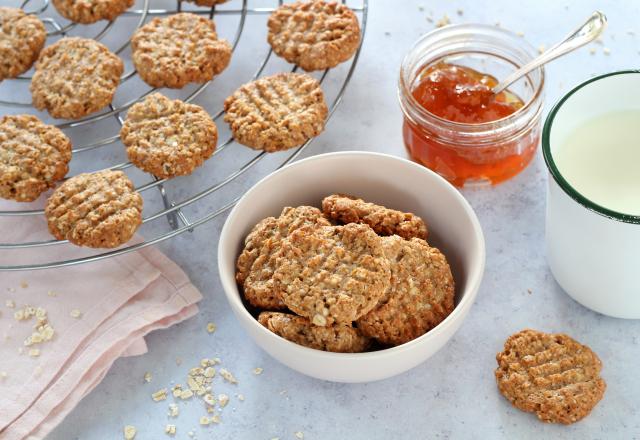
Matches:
[131,12,232,89]
[185,0,229,6]
[273,223,391,326]
[0,115,72,202]
[267,1,361,71]
[52,0,134,24]
[223,72,328,152]
[45,170,143,248]
[236,206,331,310]
[31,37,123,119]
[258,311,370,353]
[322,194,428,240]
[495,329,606,424]
[0,7,46,81]
[121,93,217,179]
[356,235,454,346]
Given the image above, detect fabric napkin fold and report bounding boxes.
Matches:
[0,199,203,439]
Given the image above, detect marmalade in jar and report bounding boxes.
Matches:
[402,62,540,186]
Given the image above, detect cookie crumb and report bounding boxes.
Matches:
[152,388,168,402]
[168,403,179,417]
[206,322,216,333]
[253,367,263,375]
[210,414,221,424]
[123,425,137,440]
[5,300,15,308]
[165,424,176,436]
[237,393,245,401]
[1,371,8,379]
[70,309,82,319]
[144,372,152,383]
[47,290,57,297]
[435,14,450,28]
[199,416,210,426]
[218,393,229,407]
[29,348,40,357]
[295,432,304,439]
[20,281,28,289]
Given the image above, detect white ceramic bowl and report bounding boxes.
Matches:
[218,151,485,382]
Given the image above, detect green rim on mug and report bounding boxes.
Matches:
[542,70,640,225]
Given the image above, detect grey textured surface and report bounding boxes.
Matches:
[2,0,639,439]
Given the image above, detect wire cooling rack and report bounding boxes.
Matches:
[0,0,368,271]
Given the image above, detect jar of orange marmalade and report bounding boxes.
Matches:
[398,24,544,187]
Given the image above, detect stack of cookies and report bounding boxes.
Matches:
[236,195,455,353]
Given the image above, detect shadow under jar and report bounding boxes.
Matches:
[398,24,545,187]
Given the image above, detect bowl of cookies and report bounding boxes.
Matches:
[218,151,485,382]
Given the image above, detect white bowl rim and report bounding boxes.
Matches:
[218,151,486,360]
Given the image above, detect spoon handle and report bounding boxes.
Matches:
[492,11,608,95]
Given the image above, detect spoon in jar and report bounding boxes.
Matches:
[492,11,608,95]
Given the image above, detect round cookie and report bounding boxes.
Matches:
[258,311,370,353]
[267,0,361,71]
[121,93,217,179]
[495,329,606,424]
[223,72,328,152]
[236,206,331,310]
[273,223,391,326]
[45,170,143,248]
[31,37,123,119]
[131,12,232,89]
[356,236,454,346]
[0,7,46,81]
[185,0,229,6]
[322,194,428,240]
[0,115,72,202]
[52,0,134,24]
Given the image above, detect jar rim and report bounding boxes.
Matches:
[399,23,545,131]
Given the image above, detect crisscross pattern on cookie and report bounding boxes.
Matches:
[0,7,46,80]
[495,329,606,424]
[121,93,218,178]
[223,73,327,152]
[0,115,71,202]
[267,1,360,71]
[45,170,143,248]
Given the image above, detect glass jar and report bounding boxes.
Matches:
[398,24,545,187]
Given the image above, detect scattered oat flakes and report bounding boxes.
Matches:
[204,393,216,406]
[253,367,263,375]
[204,366,216,378]
[123,425,137,440]
[218,393,229,407]
[165,424,176,435]
[219,368,237,384]
[168,403,179,417]
[0,371,7,379]
[144,372,152,383]
[435,14,450,28]
[199,416,210,426]
[179,389,194,400]
[295,432,304,439]
[603,47,611,55]
[20,281,28,289]
[210,414,221,424]
[5,300,15,308]
[70,309,82,319]
[47,290,57,297]
[237,393,245,401]
[206,322,216,334]
[29,348,40,357]
[152,388,168,402]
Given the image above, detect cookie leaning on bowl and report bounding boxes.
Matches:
[0,115,72,202]
[121,93,218,179]
[0,7,46,81]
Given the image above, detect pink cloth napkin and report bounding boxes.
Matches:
[0,199,203,439]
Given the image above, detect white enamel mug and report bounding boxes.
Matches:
[543,70,640,319]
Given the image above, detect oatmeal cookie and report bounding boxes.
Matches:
[258,311,369,353]
[267,1,361,71]
[0,115,72,202]
[31,37,123,119]
[495,329,606,424]
[121,93,217,179]
[45,170,143,248]
[322,194,428,240]
[273,223,391,326]
[0,7,46,81]
[236,206,330,309]
[185,0,229,6]
[356,235,454,346]
[131,12,232,89]
[52,0,134,24]
[223,72,328,152]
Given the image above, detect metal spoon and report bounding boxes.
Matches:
[492,11,608,95]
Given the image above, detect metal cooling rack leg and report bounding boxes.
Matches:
[155,177,181,230]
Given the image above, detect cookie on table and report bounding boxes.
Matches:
[356,235,454,346]
[0,115,72,202]
[185,0,229,6]
[131,12,232,89]
[52,0,134,24]
[273,223,391,326]
[258,311,370,353]
[322,194,428,240]
[495,329,606,424]
[31,37,123,119]
[121,93,217,179]
[236,206,331,310]
[45,170,143,248]
[0,7,46,81]
[223,72,328,152]
[267,0,361,71]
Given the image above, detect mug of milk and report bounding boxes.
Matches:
[543,70,640,318]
